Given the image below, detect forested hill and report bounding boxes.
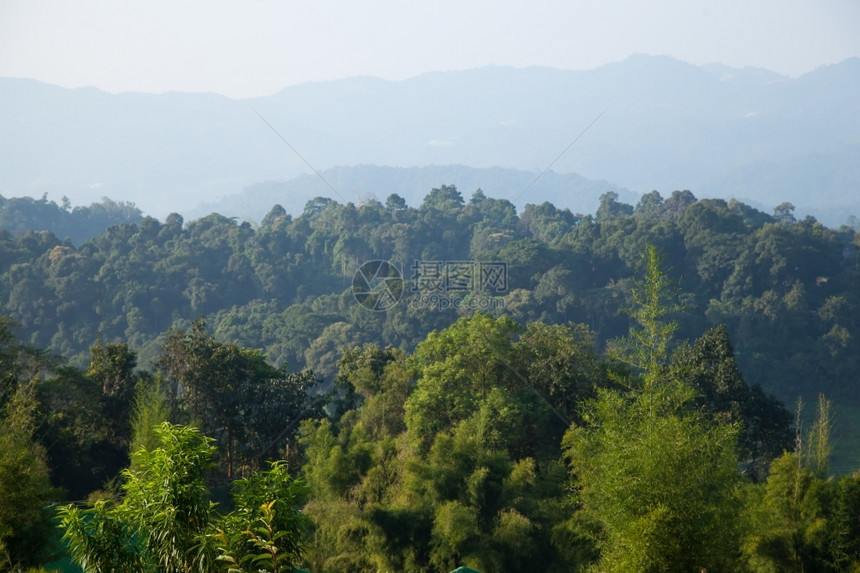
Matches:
[0,194,142,244]
[2,185,857,414]
[4,184,860,570]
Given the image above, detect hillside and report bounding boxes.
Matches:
[1,187,858,469]
[0,194,142,244]
[3,186,860,571]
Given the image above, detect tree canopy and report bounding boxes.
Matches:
[1,185,859,570]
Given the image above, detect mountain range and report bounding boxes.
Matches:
[1,54,858,226]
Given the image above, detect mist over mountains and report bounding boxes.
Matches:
[187,165,635,223]
[1,54,858,226]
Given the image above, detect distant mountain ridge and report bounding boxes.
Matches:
[1,55,858,225]
[188,165,636,222]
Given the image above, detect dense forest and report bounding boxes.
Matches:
[1,187,857,408]
[0,194,142,245]
[1,186,860,571]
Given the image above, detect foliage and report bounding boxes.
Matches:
[58,500,143,573]
[60,423,311,573]
[214,462,310,572]
[742,451,831,571]
[0,187,855,422]
[667,324,793,478]
[36,343,144,499]
[0,317,63,569]
[129,376,172,465]
[2,184,860,568]
[300,315,604,572]
[215,501,293,573]
[0,194,142,245]
[157,319,323,477]
[610,244,681,383]
[120,423,216,572]
[564,388,743,571]
[0,383,63,570]
[739,396,860,572]
[563,245,744,572]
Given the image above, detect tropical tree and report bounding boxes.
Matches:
[563,246,744,571]
[213,462,311,572]
[60,423,311,573]
[300,314,589,572]
[158,319,323,477]
[0,383,62,570]
[667,324,793,478]
[595,191,634,222]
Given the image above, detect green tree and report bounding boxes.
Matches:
[37,365,121,500]
[774,201,797,224]
[516,321,606,446]
[0,316,63,569]
[667,324,793,477]
[595,191,633,223]
[300,313,586,573]
[422,184,464,209]
[658,189,697,220]
[213,462,310,572]
[119,423,216,572]
[404,313,521,453]
[0,383,62,570]
[743,395,860,572]
[385,193,407,212]
[215,501,294,573]
[61,423,313,573]
[59,500,143,573]
[158,319,322,477]
[519,201,578,246]
[563,246,744,572]
[742,395,837,571]
[825,472,860,570]
[128,375,172,468]
[29,342,151,501]
[87,340,140,467]
[634,190,663,219]
[743,451,830,571]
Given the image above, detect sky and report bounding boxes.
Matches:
[1,0,859,99]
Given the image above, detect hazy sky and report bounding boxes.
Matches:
[1,0,859,98]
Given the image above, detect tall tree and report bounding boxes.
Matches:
[0,383,62,570]
[563,246,744,571]
[87,340,140,462]
[158,319,322,477]
[595,191,634,223]
[742,397,835,571]
[667,324,793,478]
[128,375,172,468]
